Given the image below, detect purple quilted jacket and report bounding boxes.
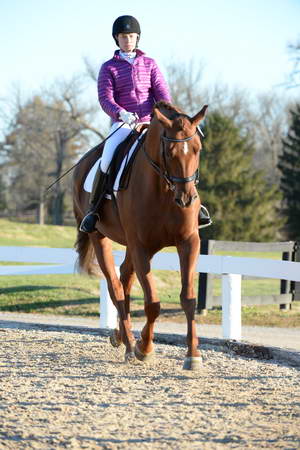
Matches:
[97,49,171,123]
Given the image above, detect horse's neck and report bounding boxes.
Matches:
[144,124,162,163]
[133,125,166,194]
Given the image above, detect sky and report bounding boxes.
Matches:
[0,0,299,111]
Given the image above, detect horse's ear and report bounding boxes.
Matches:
[153,108,172,129]
[191,105,208,126]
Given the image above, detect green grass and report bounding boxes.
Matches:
[0,218,77,247]
[1,271,299,327]
[0,219,299,327]
[196,303,300,328]
[0,274,100,316]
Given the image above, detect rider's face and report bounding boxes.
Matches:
[117,33,138,52]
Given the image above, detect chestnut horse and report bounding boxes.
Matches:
[73,101,208,370]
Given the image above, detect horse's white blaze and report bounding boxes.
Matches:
[183,142,189,155]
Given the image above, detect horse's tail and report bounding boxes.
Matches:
[74,228,100,277]
[72,143,104,277]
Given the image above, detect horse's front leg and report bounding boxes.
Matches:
[176,232,201,370]
[131,246,160,361]
[119,249,136,340]
[90,233,135,361]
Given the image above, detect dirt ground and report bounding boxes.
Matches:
[0,327,299,449]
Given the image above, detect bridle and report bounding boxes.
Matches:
[143,128,201,192]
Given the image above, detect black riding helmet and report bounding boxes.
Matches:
[112,15,141,47]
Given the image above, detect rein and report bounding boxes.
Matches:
[143,129,200,192]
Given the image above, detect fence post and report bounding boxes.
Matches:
[294,242,300,301]
[197,240,215,315]
[99,267,118,329]
[222,273,242,340]
[197,240,209,315]
[280,251,292,311]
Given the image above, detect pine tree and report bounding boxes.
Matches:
[198,111,282,241]
[278,104,300,240]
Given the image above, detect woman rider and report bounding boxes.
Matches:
[80,15,211,233]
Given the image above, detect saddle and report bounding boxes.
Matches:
[106,126,147,194]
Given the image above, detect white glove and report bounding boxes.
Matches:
[119,110,137,125]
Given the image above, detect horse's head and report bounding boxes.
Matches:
[152,102,208,208]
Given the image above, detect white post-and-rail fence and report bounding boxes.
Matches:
[1,246,300,341]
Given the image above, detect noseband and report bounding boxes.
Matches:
[143,129,200,191]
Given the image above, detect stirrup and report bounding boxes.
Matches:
[198,218,213,229]
[198,204,212,229]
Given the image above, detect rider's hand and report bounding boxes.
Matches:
[119,110,137,125]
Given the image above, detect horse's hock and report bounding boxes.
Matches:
[1,327,299,449]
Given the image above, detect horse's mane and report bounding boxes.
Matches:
[154,101,186,120]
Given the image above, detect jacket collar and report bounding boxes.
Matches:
[114,49,145,60]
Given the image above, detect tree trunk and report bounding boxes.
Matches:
[37,201,45,225]
[51,132,65,225]
[52,187,64,225]
[36,190,45,225]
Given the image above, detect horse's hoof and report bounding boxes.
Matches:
[124,351,136,364]
[109,329,122,348]
[134,341,155,362]
[183,356,202,371]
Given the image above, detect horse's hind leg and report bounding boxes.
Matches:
[176,232,201,370]
[90,233,135,360]
[111,249,136,347]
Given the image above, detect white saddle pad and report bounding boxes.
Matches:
[83,130,146,193]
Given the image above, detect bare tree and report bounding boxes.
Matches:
[165,59,205,115]
[285,38,300,89]
[83,56,98,83]
[0,77,105,224]
[249,93,291,183]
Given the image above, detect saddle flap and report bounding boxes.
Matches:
[107,129,147,192]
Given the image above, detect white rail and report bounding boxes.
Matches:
[1,246,300,341]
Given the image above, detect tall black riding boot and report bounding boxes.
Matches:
[199,205,212,229]
[79,169,108,233]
